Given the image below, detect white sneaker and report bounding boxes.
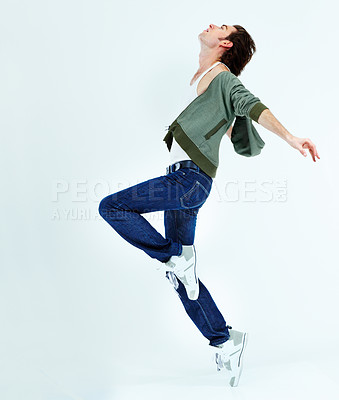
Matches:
[211,328,248,387]
[162,244,198,300]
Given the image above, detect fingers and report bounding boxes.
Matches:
[309,143,320,162]
[310,147,315,161]
[307,146,318,162]
[300,145,307,157]
[300,148,307,157]
[302,139,320,162]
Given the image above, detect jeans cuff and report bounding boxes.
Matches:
[209,337,229,347]
[161,241,182,263]
[177,242,183,256]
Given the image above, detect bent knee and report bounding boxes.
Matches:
[98,196,112,217]
[98,196,126,219]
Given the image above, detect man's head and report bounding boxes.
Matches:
[199,24,256,76]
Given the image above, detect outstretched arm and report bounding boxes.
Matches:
[258,109,320,162]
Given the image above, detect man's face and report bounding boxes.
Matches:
[199,24,237,49]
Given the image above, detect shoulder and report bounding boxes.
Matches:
[211,64,239,84]
[215,63,230,73]
[199,63,237,94]
[206,63,229,80]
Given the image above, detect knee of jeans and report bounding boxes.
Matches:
[99,197,126,219]
[98,196,113,217]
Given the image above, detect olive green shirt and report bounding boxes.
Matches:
[163,71,268,178]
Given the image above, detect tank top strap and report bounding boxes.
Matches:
[191,61,222,87]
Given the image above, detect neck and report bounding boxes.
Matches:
[197,56,220,74]
[196,44,222,73]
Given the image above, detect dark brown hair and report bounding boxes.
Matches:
[219,25,256,76]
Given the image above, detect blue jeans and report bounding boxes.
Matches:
[98,162,230,346]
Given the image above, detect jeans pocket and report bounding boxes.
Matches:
[180,180,210,209]
[189,168,213,186]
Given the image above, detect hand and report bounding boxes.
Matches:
[288,136,320,162]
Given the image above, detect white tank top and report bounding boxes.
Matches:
[169,61,228,165]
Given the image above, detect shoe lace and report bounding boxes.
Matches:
[216,353,232,371]
[166,271,179,290]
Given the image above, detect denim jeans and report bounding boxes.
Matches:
[98,162,230,346]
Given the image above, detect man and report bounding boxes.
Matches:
[99,23,320,387]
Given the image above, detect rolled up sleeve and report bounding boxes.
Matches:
[230,77,268,122]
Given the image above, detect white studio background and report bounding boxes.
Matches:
[1,1,339,399]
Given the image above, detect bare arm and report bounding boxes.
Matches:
[258,109,320,162]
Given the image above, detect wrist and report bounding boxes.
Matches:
[284,132,295,145]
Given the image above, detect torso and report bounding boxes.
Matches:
[167,61,230,166]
